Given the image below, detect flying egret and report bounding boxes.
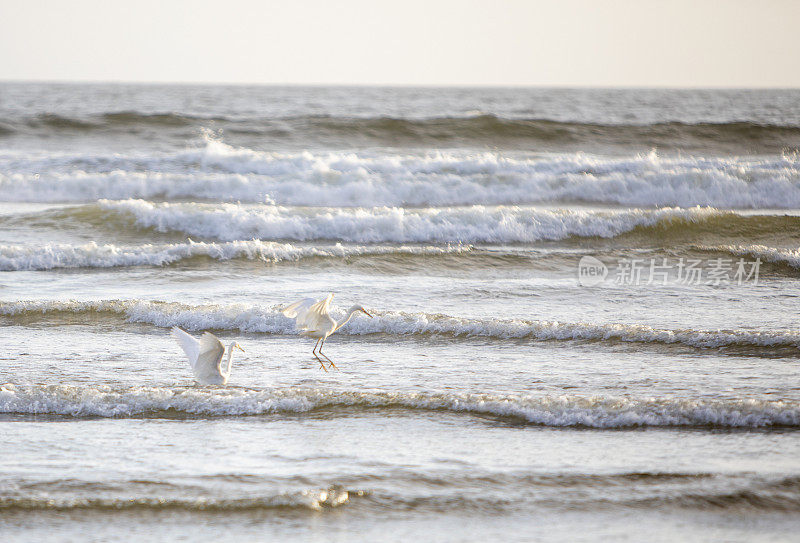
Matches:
[171,327,244,385]
[282,293,372,370]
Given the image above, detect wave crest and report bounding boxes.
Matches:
[2,299,799,352]
[0,241,470,271]
[0,487,351,512]
[2,143,800,208]
[1,384,797,427]
[697,244,800,269]
[89,199,730,243]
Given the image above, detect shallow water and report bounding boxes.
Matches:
[1,84,799,541]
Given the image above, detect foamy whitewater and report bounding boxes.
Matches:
[1,84,799,542]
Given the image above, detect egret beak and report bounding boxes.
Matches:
[236,345,245,352]
[362,309,373,318]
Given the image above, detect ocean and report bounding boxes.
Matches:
[1,83,799,542]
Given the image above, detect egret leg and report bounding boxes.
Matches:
[312,339,328,372]
[318,339,338,370]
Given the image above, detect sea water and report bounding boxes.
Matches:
[1,84,799,541]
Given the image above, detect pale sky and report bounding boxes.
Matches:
[1,0,798,87]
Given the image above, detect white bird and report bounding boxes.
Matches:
[282,293,372,371]
[171,327,244,385]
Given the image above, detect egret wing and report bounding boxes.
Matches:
[282,297,316,321]
[193,332,225,378]
[171,327,200,367]
[283,294,333,332]
[301,293,334,334]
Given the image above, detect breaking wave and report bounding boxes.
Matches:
[2,470,796,514]
[0,486,352,512]
[0,241,470,271]
[697,244,800,269]
[2,140,800,208]
[1,384,797,428]
[90,200,800,244]
[86,200,737,243]
[2,299,799,352]
[10,200,799,245]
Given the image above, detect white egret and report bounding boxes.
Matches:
[282,293,372,370]
[171,327,244,385]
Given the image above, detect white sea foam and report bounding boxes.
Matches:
[0,489,351,512]
[97,199,721,243]
[1,384,796,427]
[698,244,800,269]
[1,139,799,208]
[2,299,798,350]
[0,241,470,271]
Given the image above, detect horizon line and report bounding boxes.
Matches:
[1,78,798,91]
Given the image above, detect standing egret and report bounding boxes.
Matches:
[171,327,244,385]
[282,293,372,370]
